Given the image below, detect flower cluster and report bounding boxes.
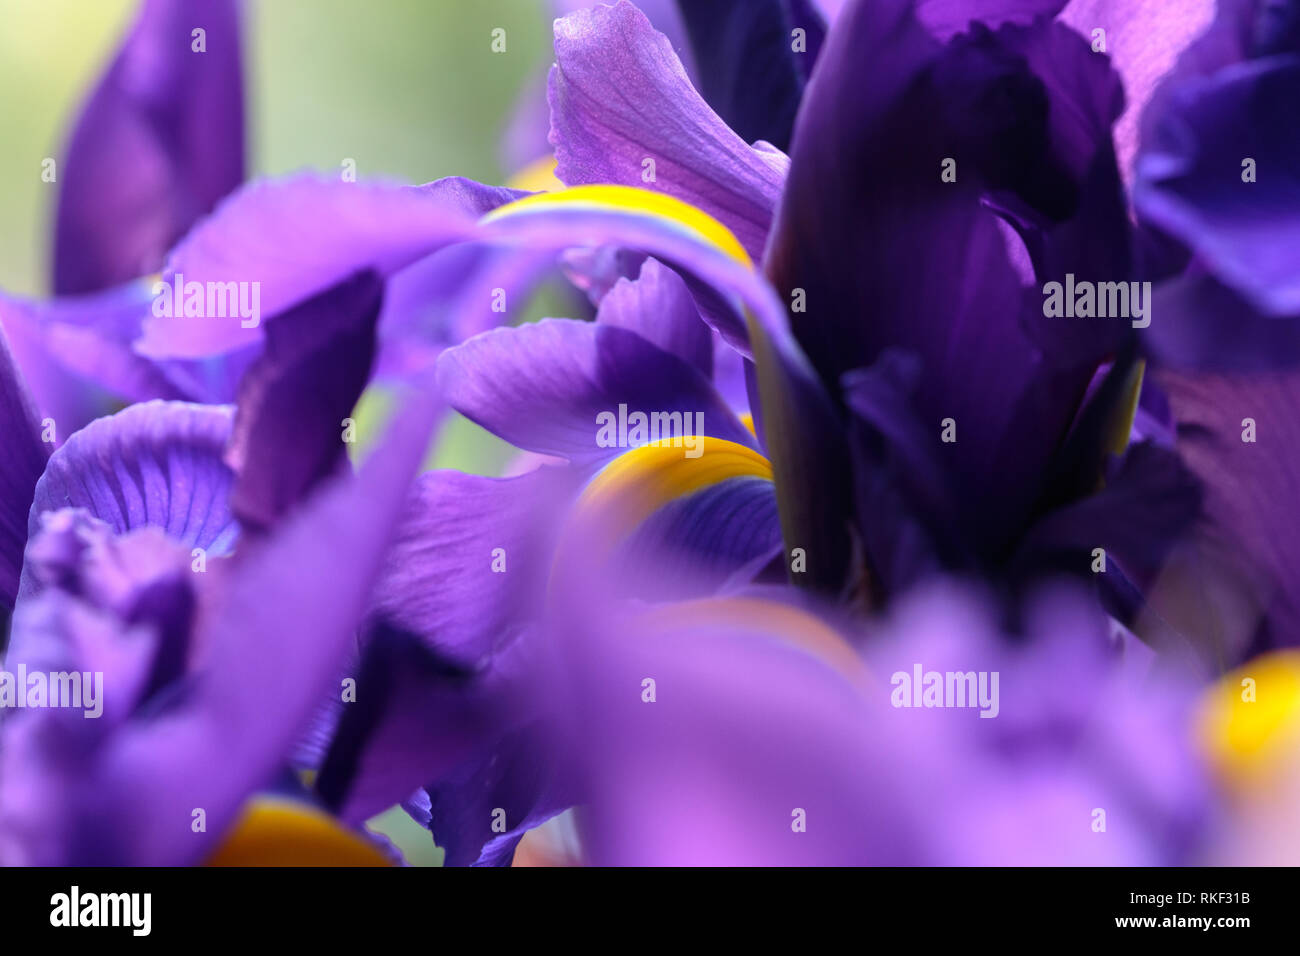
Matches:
[1,0,1299,866]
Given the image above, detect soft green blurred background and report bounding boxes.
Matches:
[0,0,552,297]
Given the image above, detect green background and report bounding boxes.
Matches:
[0,0,553,297]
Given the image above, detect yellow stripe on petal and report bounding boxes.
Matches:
[205,797,392,867]
[1199,650,1300,791]
[1104,358,1146,460]
[638,596,868,688]
[506,155,565,193]
[578,437,772,542]
[481,184,753,269]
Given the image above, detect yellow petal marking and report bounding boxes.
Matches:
[481,184,753,269]
[637,595,868,688]
[506,155,565,194]
[1199,649,1300,791]
[204,796,392,867]
[577,436,772,543]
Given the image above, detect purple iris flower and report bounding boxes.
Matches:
[196,0,1266,864]
[275,1,1154,864]
[537,0,1300,683]
[3,0,1296,869]
[0,266,441,864]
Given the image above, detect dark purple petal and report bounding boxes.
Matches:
[983,18,1130,301]
[746,318,854,592]
[1010,440,1202,597]
[548,1,788,261]
[314,625,505,828]
[421,723,573,867]
[226,271,383,532]
[53,0,244,295]
[918,0,1067,39]
[767,0,1106,564]
[674,0,825,151]
[437,318,754,466]
[843,350,956,595]
[1135,58,1300,317]
[1145,272,1300,371]
[0,329,50,609]
[614,475,783,600]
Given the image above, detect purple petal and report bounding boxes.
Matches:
[95,390,439,865]
[53,0,244,295]
[767,0,1104,563]
[24,401,238,598]
[614,475,784,600]
[369,465,576,669]
[1149,367,1300,665]
[1061,0,1214,182]
[314,625,508,828]
[315,463,580,827]
[1,283,186,406]
[17,511,196,697]
[437,318,755,465]
[1011,440,1201,595]
[548,1,788,261]
[143,176,513,358]
[1146,272,1300,370]
[0,514,197,865]
[0,281,257,422]
[843,350,956,595]
[596,258,712,377]
[547,566,1208,864]
[503,0,697,171]
[674,0,825,151]
[421,722,572,867]
[0,329,50,609]
[557,601,889,865]
[1135,58,1300,316]
[226,272,383,531]
[918,0,1068,40]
